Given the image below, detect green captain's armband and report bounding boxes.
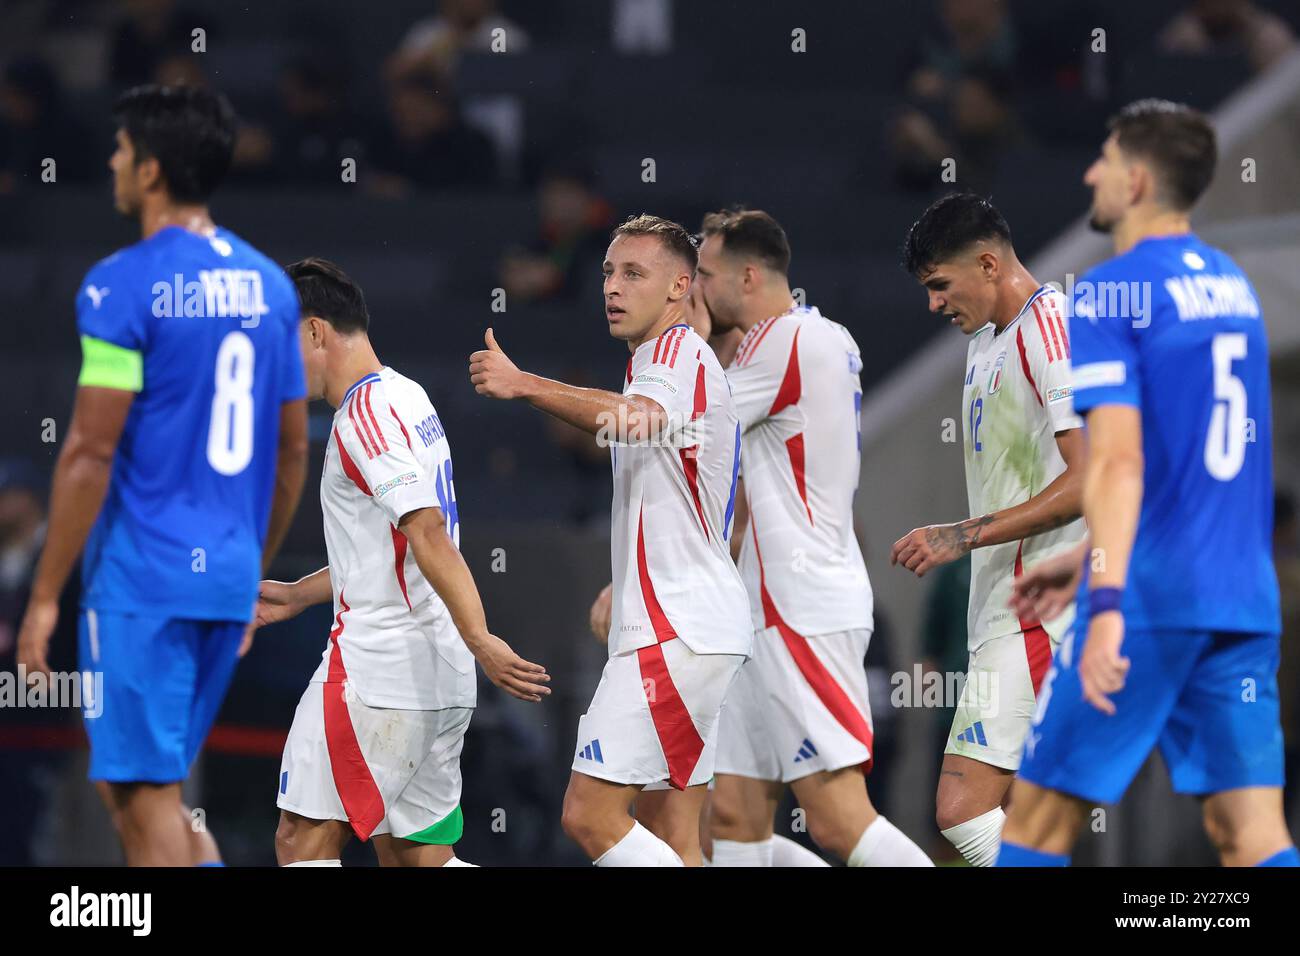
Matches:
[78,335,143,392]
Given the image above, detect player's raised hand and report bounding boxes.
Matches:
[1009,545,1085,623]
[1079,611,1129,715]
[890,523,966,577]
[16,596,58,680]
[588,582,613,645]
[469,328,528,400]
[471,632,551,702]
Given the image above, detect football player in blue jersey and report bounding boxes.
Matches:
[16,85,310,866]
[998,100,1297,867]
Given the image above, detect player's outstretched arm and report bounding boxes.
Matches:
[262,398,310,574]
[891,428,1087,577]
[469,328,669,441]
[399,505,551,702]
[17,385,134,677]
[254,567,332,630]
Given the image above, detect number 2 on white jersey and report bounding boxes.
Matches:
[207,331,255,476]
[1204,332,1247,482]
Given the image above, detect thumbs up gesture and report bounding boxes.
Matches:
[470,328,528,400]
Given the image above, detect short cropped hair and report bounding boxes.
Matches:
[901,192,1012,276]
[286,257,370,334]
[611,214,699,273]
[113,84,236,203]
[699,207,791,275]
[1107,98,1217,211]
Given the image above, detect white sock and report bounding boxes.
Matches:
[710,837,774,867]
[940,807,1005,867]
[847,816,933,867]
[284,859,341,867]
[594,821,684,867]
[771,834,829,867]
[442,856,478,867]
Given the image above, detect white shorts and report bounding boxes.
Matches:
[572,638,745,790]
[715,626,874,783]
[946,624,1057,771]
[277,680,472,843]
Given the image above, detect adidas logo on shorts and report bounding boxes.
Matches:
[576,739,604,764]
[792,737,819,763]
[956,722,988,746]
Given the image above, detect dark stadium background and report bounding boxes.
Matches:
[2,0,1299,865]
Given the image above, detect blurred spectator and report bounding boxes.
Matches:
[612,0,674,54]
[109,0,194,90]
[389,0,531,82]
[1275,491,1300,832]
[1159,0,1296,75]
[0,57,93,195]
[367,72,497,196]
[499,166,614,304]
[888,0,1022,193]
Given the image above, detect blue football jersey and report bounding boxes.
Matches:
[1071,233,1279,633]
[76,225,306,621]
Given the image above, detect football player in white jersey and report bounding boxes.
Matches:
[254,258,550,867]
[471,215,752,867]
[893,194,1086,866]
[693,208,931,867]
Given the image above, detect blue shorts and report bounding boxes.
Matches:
[78,609,245,783]
[1019,626,1283,804]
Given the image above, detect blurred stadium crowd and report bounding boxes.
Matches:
[2,0,1299,865]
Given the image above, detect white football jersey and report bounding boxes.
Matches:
[608,323,752,658]
[311,367,477,710]
[727,306,873,637]
[962,286,1086,650]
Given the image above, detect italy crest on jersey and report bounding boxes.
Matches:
[987,352,1006,393]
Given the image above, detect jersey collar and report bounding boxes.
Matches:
[342,371,382,405]
[997,284,1053,336]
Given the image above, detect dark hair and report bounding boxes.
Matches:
[1107,99,1217,211]
[901,192,1012,276]
[286,257,370,334]
[113,84,237,203]
[699,207,791,275]
[611,214,699,272]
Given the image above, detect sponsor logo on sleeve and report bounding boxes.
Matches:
[630,372,678,394]
[373,472,419,498]
[1046,385,1073,403]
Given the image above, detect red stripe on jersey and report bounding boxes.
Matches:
[740,315,780,367]
[679,447,709,541]
[391,525,411,610]
[347,395,377,459]
[322,591,386,840]
[1015,327,1043,406]
[1038,300,1064,362]
[652,333,664,364]
[363,384,389,452]
[389,405,413,450]
[625,357,634,386]
[668,328,685,367]
[334,427,372,495]
[750,517,872,774]
[1047,298,1070,358]
[691,361,707,421]
[636,643,706,790]
[785,433,813,526]
[636,506,678,643]
[1032,303,1055,362]
[769,327,801,413]
[1013,544,1053,695]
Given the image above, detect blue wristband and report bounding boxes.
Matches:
[1090,586,1124,614]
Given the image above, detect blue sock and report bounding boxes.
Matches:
[197,861,226,867]
[995,841,1069,867]
[1256,847,1299,867]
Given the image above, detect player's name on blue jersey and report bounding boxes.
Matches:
[149,265,271,325]
[1162,270,1260,321]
